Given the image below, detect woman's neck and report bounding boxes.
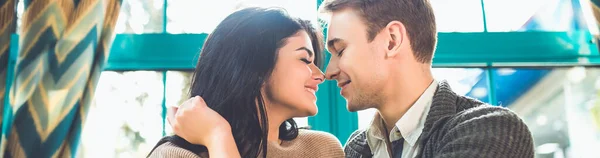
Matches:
[265,105,294,144]
[267,112,288,144]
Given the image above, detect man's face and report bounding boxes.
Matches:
[324,8,389,112]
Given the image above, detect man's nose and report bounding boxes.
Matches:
[324,58,340,80]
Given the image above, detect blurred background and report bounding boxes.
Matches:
[1,0,600,157]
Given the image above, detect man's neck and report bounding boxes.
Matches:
[378,66,434,132]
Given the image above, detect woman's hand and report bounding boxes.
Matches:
[168,96,240,158]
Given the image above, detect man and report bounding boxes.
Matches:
[168,0,535,157]
[318,0,533,157]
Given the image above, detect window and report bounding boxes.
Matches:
[166,0,317,34]
[483,0,587,32]
[430,0,485,32]
[497,67,600,157]
[115,0,165,33]
[80,71,164,158]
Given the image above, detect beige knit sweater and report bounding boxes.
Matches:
[148,129,345,158]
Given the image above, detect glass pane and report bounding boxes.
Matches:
[16,0,24,32]
[430,0,484,32]
[115,0,165,34]
[80,71,164,158]
[357,68,489,129]
[484,0,587,32]
[165,71,192,135]
[166,0,317,34]
[497,67,600,157]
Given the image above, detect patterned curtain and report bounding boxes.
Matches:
[1,0,17,136]
[0,0,122,157]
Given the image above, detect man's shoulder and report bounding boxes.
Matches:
[422,102,535,157]
[348,129,367,141]
[451,103,524,125]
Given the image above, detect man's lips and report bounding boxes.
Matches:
[338,80,351,88]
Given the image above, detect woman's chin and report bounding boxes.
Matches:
[295,108,317,117]
[303,104,318,116]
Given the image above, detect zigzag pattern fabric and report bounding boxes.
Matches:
[0,0,121,157]
[0,0,17,136]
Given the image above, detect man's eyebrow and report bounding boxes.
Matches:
[327,38,342,50]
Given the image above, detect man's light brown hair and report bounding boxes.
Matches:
[319,0,437,63]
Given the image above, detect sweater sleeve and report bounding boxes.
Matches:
[435,106,535,158]
[147,142,204,158]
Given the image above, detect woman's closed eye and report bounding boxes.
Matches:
[301,58,313,64]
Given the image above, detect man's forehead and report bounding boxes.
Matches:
[324,16,344,43]
[326,9,363,35]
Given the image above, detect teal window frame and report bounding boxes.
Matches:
[5,0,600,145]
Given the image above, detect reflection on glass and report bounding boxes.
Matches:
[579,0,600,36]
[483,0,586,32]
[499,67,600,158]
[357,68,488,129]
[430,0,484,32]
[81,71,164,158]
[167,0,316,34]
[115,0,164,34]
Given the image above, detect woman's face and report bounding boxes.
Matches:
[263,30,325,117]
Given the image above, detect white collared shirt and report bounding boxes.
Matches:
[366,80,438,158]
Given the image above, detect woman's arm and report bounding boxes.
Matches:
[168,96,241,158]
[205,130,240,158]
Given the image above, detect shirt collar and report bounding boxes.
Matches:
[366,80,438,150]
[397,79,437,146]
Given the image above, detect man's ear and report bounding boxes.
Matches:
[384,21,406,58]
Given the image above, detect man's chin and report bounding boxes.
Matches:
[346,103,369,112]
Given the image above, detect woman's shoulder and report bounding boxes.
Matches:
[148,142,207,158]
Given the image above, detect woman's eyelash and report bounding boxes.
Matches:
[301,58,312,64]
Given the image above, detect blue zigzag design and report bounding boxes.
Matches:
[22,0,33,10]
[6,101,79,157]
[66,105,83,157]
[1,49,7,73]
[48,25,98,82]
[16,28,58,77]
[0,0,9,7]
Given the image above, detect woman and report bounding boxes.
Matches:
[148,7,344,158]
